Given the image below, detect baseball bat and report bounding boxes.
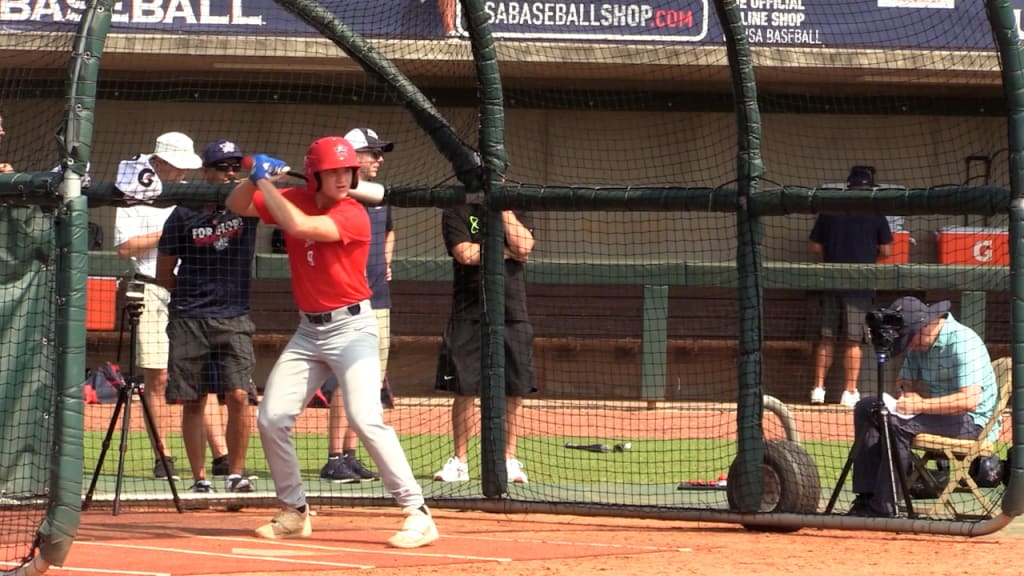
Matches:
[565,442,608,453]
[348,180,386,205]
[241,156,385,204]
[241,155,298,177]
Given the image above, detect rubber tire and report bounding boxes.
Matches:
[726,439,821,532]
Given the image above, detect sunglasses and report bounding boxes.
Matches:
[361,149,384,160]
[211,161,243,172]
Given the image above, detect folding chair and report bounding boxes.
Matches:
[907,356,1011,519]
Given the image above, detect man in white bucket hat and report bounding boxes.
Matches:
[113,131,203,481]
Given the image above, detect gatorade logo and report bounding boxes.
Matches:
[137,167,155,188]
[973,240,993,263]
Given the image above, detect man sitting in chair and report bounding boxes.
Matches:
[849,296,999,517]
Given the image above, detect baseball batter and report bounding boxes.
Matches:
[225,137,438,549]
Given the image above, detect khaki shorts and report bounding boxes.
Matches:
[136,282,169,369]
[375,308,390,375]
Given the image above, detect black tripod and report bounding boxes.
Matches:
[83,294,182,515]
[825,349,915,517]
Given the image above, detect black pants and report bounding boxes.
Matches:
[851,396,980,513]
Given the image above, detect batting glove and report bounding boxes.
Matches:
[248,154,289,183]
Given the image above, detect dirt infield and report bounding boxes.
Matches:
[56,507,1024,576]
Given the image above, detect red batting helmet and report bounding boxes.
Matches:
[304,137,360,189]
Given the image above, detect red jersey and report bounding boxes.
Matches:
[254,187,372,313]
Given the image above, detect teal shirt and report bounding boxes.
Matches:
[898,314,999,441]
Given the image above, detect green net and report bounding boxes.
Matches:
[1,4,1022,566]
[66,0,1023,519]
[0,206,57,567]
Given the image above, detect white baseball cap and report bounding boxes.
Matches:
[152,131,202,170]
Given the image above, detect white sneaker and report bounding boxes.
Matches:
[506,459,528,484]
[255,507,311,539]
[840,390,861,408]
[810,387,826,405]
[388,506,439,549]
[433,457,469,482]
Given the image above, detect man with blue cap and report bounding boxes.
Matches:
[848,296,998,517]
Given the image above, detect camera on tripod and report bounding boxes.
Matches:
[124,280,146,315]
[83,275,182,514]
[866,305,903,354]
[125,280,145,303]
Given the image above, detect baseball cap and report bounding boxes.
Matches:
[202,139,244,166]
[344,128,394,153]
[846,165,875,189]
[151,132,202,170]
[889,296,951,356]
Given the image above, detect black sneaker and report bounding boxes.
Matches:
[211,455,229,477]
[211,455,259,480]
[189,480,214,493]
[225,474,254,493]
[319,457,359,484]
[153,457,180,480]
[343,454,379,481]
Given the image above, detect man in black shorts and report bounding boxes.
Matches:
[808,166,893,407]
[156,139,260,493]
[433,207,536,483]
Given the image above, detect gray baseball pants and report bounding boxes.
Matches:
[257,302,424,510]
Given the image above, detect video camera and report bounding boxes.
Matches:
[865,306,903,354]
[124,279,146,315]
[125,280,145,303]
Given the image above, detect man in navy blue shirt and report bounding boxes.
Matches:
[808,166,893,407]
[156,139,260,494]
[318,128,396,483]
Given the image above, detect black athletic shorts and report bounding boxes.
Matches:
[446,320,537,397]
[166,315,255,404]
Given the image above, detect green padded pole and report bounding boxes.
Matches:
[988,0,1024,517]
[42,193,87,569]
[81,181,1013,216]
[463,0,509,498]
[715,0,766,513]
[39,0,114,566]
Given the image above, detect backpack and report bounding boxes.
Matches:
[969,453,1004,488]
[83,362,124,404]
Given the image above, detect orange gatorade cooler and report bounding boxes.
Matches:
[936,226,1009,265]
[86,277,119,330]
[877,230,910,264]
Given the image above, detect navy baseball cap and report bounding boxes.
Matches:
[202,140,244,167]
[344,128,394,153]
[890,296,951,356]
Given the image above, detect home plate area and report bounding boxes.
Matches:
[61,508,689,575]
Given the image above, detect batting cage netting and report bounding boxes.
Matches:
[2,0,1024,572]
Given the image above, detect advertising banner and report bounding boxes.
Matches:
[0,0,1019,50]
